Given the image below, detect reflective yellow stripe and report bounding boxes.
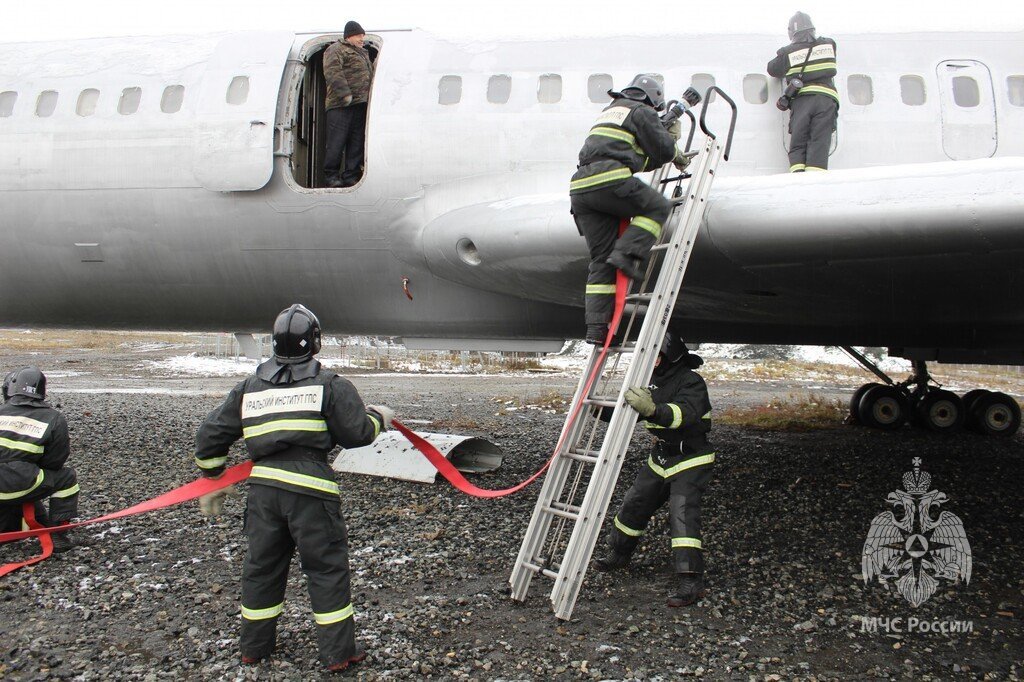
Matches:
[0,437,44,454]
[242,418,327,440]
[798,84,840,102]
[629,215,662,239]
[569,167,632,191]
[250,465,340,496]
[701,411,711,420]
[51,483,80,499]
[672,537,703,550]
[666,404,683,429]
[367,414,381,439]
[805,166,826,172]
[586,284,617,295]
[614,516,644,537]
[790,164,806,172]
[241,602,283,620]
[0,469,45,500]
[589,126,635,145]
[313,603,355,625]
[787,61,836,76]
[195,455,228,470]
[647,453,715,478]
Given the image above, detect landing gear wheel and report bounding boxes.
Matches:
[969,391,1022,437]
[961,389,987,415]
[915,390,964,433]
[857,385,909,430]
[849,383,882,423]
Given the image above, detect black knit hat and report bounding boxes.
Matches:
[344,21,365,38]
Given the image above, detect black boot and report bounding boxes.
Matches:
[50,528,76,554]
[592,550,630,572]
[606,251,646,282]
[585,323,609,345]
[667,573,705,607]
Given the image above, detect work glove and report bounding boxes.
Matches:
[673,150,694,172]
[199,486,236,516]
[367,404,395,429]
[341,94,353,107]
[624,386,656,418]
[667,119,682,141]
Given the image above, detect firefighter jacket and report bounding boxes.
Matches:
[767,37,839,104]
[570,98,679,195]
[194,358,384,501]
[324,39,374,111]
[0,396,71,501]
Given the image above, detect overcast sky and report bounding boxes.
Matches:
[2,0,1023,43]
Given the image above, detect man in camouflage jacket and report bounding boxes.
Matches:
[324,21,374,188]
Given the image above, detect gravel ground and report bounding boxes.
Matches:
[0,365,1022,680]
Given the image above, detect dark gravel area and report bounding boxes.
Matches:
[0,373,1022,680]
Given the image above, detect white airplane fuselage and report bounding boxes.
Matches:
[1,29,1023,358]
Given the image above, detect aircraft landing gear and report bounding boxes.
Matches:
[841,348,1020,437]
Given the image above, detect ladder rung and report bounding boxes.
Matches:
[625,293,653,303]
[550,501,582,514]
[583,398,617,408]
[563,448,599,464]
[522,561,560,580]
[649,243,670,252]
[609,342,637,353]
[543,505,579,521]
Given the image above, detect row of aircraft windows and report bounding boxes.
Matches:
[438,73,1024,109]
[0,76,251,118]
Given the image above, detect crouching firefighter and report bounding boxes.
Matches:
[570,73,694,345]
[593,331,714,607]
[0,366,79,552]
[193,304,394,672]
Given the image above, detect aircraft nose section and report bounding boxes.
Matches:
[421,193,588,305]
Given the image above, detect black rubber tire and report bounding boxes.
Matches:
[849,383,883,423]
[915,390,965,433]
[961,389,988,415]
[857,385,909,430]
[970,392,1022,437]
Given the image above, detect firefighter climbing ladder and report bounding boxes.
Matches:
[509,88,737,621]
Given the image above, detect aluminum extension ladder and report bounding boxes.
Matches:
[509,88,737,621]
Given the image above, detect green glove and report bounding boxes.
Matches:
[673,149,695,171]
[667,119,682,141]
[624,386,656,417]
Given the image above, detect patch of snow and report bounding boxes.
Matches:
[146,353,256,376]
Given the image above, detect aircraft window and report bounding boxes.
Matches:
[588,74,612,103]
[1009,76,1024,106]
[488,75,512,104]
[118,87,142,115]
[900,75,926,106]
[952,76,980,108]
[226,76,249,105]
[161,85,185,113]
[743,74,768,104]
[0,91,16,117]
[691,73,716,103]
[36,90,58,117]
[76,89,100,117]
[538,74,561,104]
[847,75,873,105]
[438,75,462,105]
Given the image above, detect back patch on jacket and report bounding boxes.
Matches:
[242,386,324,419]
[592,106,631,127]
[0,415,48,439]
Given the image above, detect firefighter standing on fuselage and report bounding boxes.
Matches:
[593,331,714,607]
[767,11,839,172]
[570,74,694,345]
[194,304,394,673]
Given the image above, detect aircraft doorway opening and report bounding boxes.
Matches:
[289,34,381,189]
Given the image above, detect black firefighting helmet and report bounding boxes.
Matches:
[788,11,815,41]
[10,366,46,400]
[659,330,689,365]
[2,369,17,401]
[611,74,666,111]
[271,304,322,364]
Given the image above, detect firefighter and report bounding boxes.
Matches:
[0,366,79,551]
[592,331,714,607]
[194,304,393,672]
[571,74,694,345]
[767,11,839,172]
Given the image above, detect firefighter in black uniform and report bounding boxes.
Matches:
[593,331,714,607]
[767,11,839,172]
[194,304,393,673]
[571,74,694,345]
[0,366,79,551]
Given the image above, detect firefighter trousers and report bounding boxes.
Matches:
[571,177,672,324]
[608,446,713,574]
[0,463,79,531]
[788,94,838,171]
[240,484,357,666]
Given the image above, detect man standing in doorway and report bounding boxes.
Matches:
[324,21,374,188]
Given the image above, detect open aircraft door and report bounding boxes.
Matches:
[192,31,294,191]
[937,60,997,160]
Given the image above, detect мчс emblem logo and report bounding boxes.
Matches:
[862,457,971,607]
